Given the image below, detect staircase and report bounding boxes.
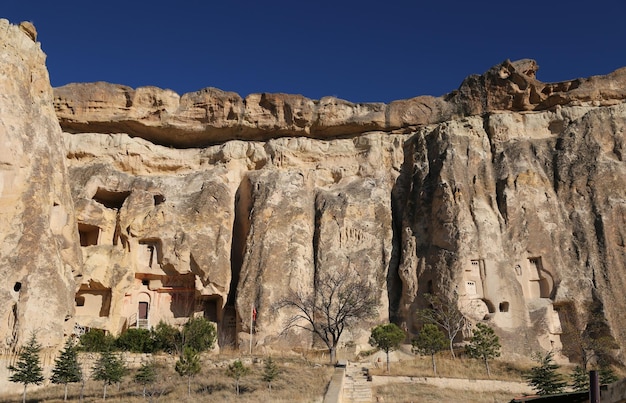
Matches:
[343,362,373,403]
[125,313,150,330]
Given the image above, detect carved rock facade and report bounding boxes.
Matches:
[1,20,625,365]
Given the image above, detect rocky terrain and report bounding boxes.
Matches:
[1,19,625,368]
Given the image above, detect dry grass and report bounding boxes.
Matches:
[0,355,333,403]
[369,354,533,382]
[373,382,517,403]
[3,349,623,402]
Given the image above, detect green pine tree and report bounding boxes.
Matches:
[134,362,157,399]
[465,323,501,377]
[182,317,217,353]
[8,333,45,403]
[571,365,588,391]
[226,359,250,396]
[92,350,127,400]
[51,338,83,401]
[599,364,619,385]
[369,323,406,373]
[261,356,281,392]
[572,364,618,392]
[412,324,447,375]
[175,346,201,397]
[525,351,567,395]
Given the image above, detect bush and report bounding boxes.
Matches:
[182,317,216,352]
[79,329,115,352]
[152,321,181,354]
[115,328,156,353]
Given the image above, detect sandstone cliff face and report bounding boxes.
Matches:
[2,20,625,364]
[396,105,626,357]
[62,131,400,348]
[0,20,81,349]
[57,74,625,361]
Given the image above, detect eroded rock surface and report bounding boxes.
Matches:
[2,19,626,368]
[0,19,81,348]
[54,59,626,147]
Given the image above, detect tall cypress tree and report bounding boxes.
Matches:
[51,338,83,401]
[8,333,45,403]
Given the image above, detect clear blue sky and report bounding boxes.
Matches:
[4,1,626,103]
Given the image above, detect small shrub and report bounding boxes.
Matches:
[115,328,155,353]
[183,317,216,352]
[79,329,115,352]
[152,321,181,353]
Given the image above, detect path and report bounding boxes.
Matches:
[372,374,534,395]
[343,362,373,402]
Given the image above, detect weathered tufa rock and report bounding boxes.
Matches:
[1,16,626,371]
[54,58,626,148]
[0,19,81,349]
[18,21,37,42]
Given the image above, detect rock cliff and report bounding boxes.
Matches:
[1,19,625,364]
[0,20,81,349]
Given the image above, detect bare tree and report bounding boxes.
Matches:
[276,268,379,363]
[418,293,466,359]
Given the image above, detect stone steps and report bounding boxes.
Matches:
[343,362,373,403]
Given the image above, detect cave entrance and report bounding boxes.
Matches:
[92,188,131,209]
[204,299,219,323]
[78,223,100,246]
